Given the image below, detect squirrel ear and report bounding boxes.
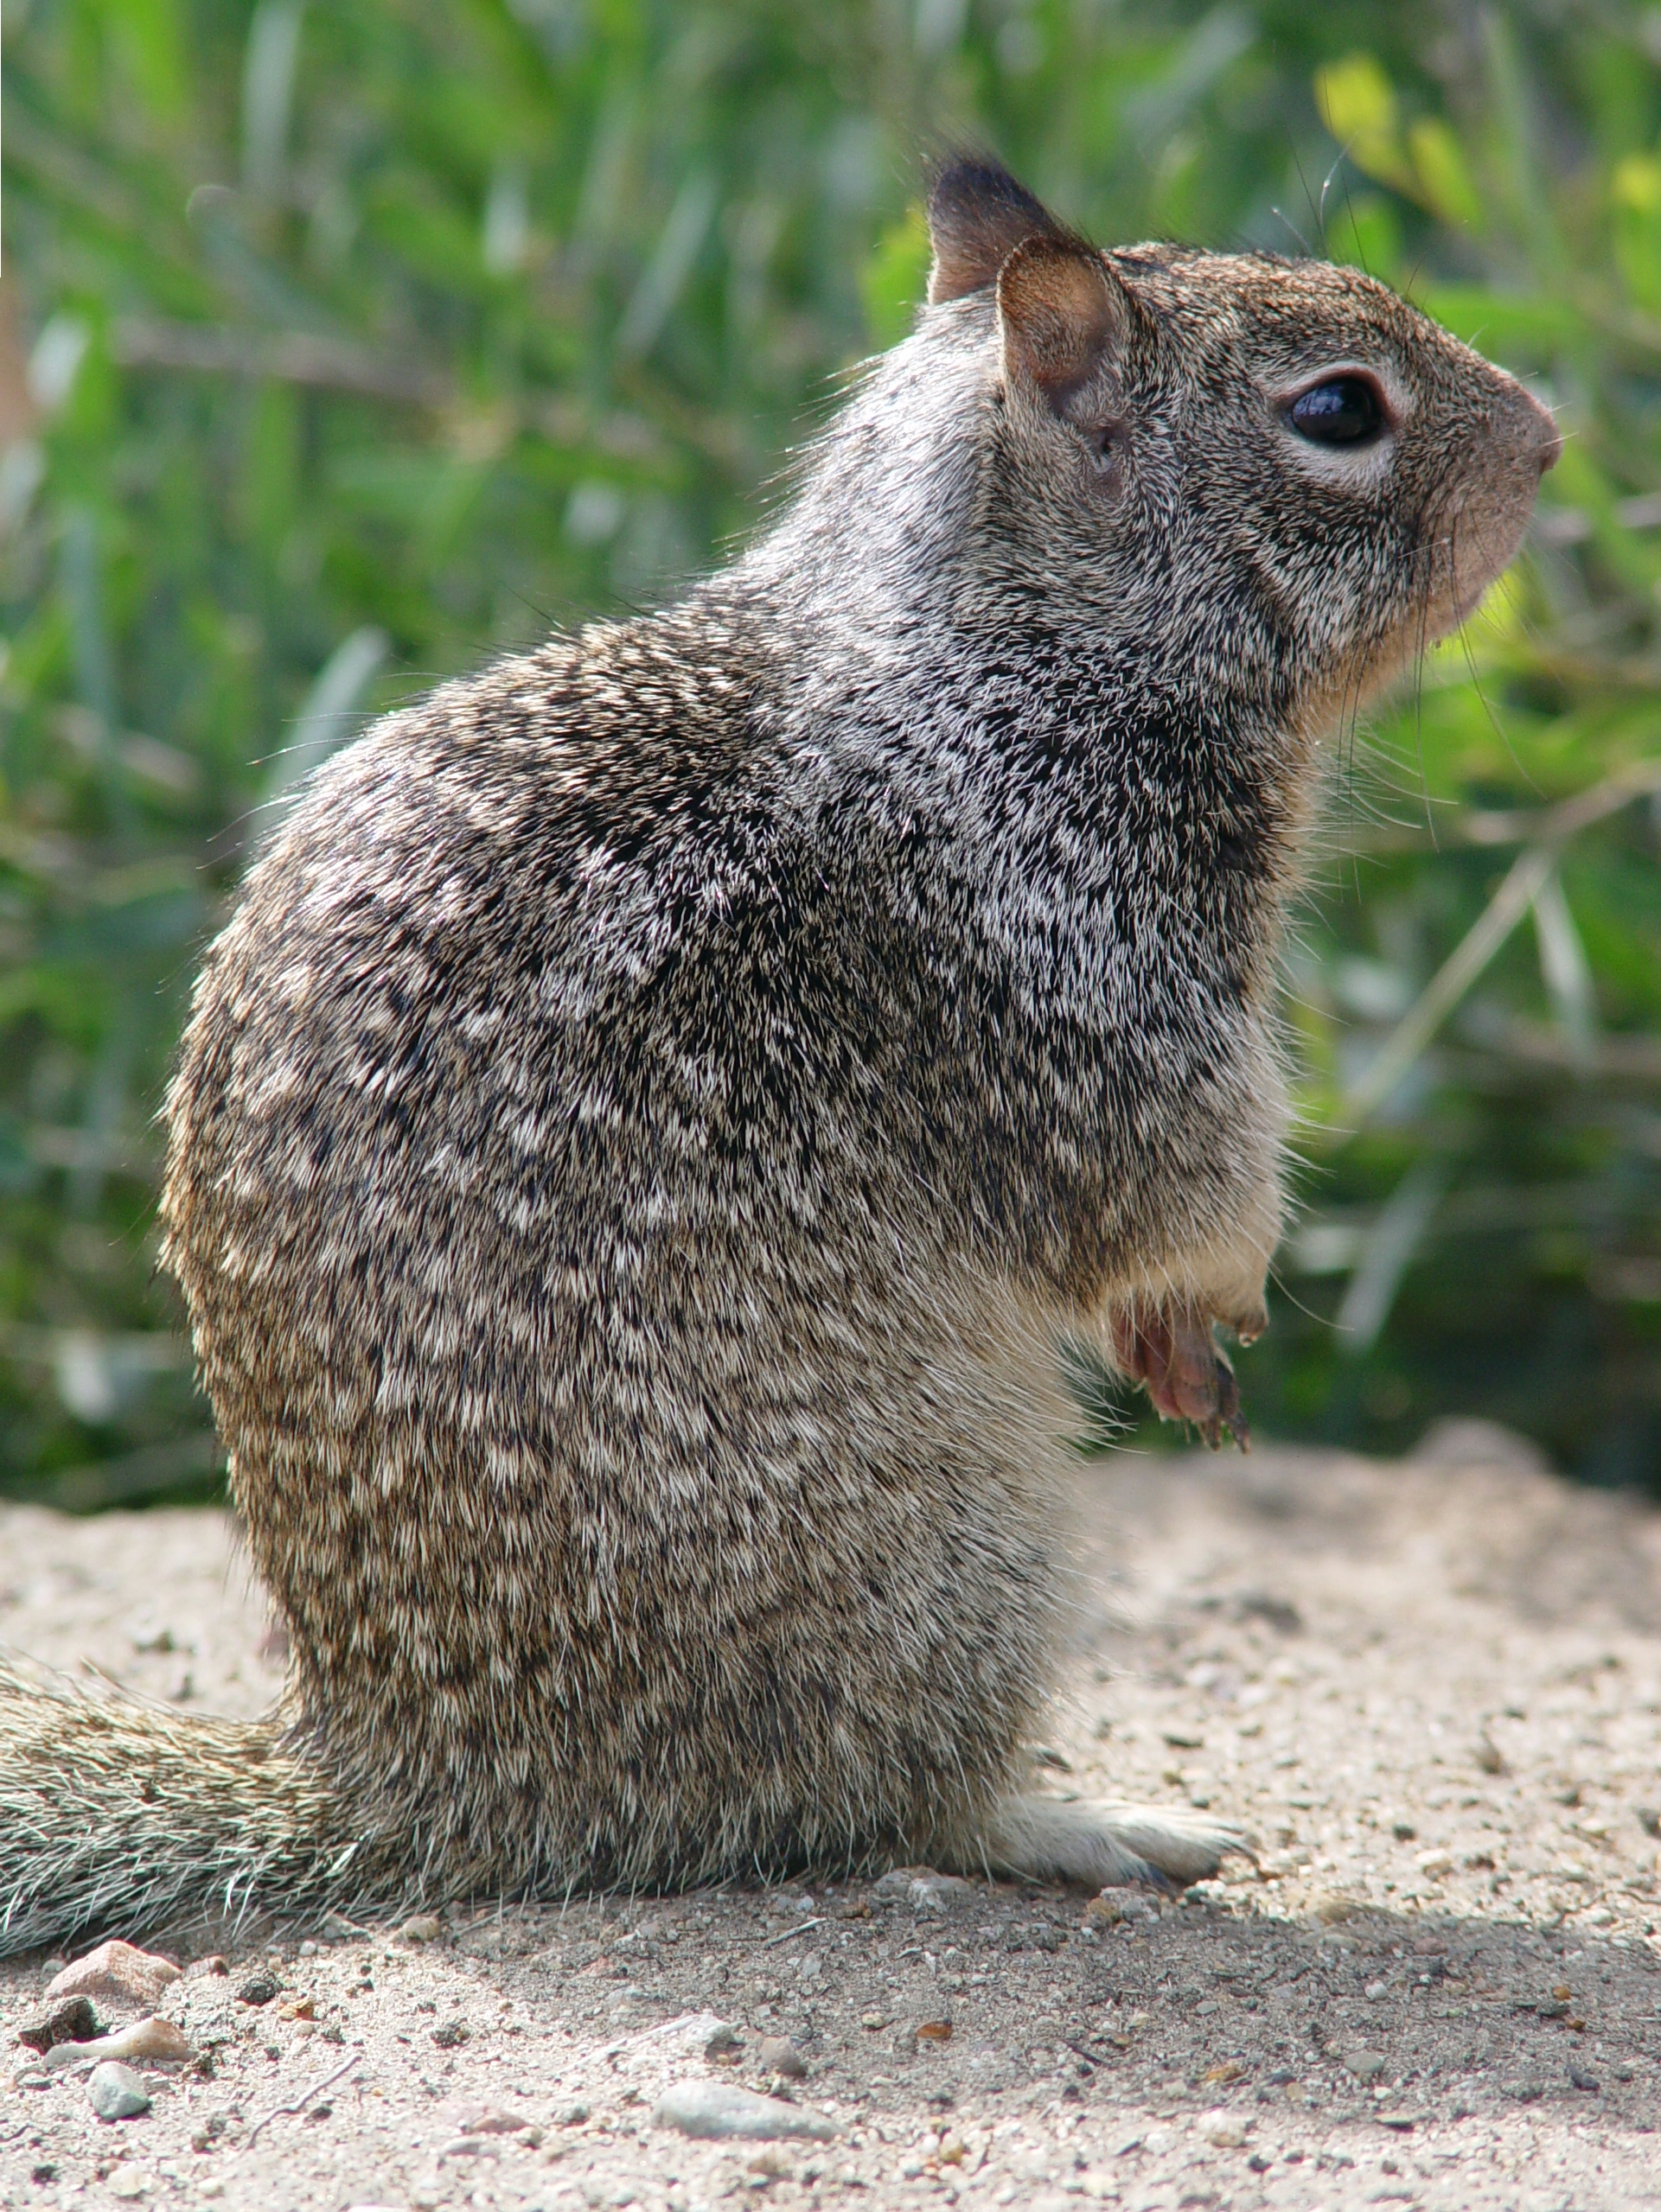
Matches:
[926,158,1064,305]
[996,234,1126,403]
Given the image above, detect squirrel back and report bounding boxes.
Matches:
[0,161,1556,1952]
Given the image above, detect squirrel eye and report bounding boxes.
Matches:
[1286,376,1385,447]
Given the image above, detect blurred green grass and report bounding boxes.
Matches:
[1,0,1658,1507]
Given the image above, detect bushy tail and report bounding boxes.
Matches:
[0,1654,386,1957]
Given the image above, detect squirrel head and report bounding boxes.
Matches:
[917,157,1558,725]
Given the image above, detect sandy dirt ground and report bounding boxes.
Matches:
[4,1420,1661,2212]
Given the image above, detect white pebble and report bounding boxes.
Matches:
[44,2015,194,2073]
[87,2062,152,2121]
[653,2078,839,2142]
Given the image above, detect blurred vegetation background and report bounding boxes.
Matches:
[1,0,1659,1508]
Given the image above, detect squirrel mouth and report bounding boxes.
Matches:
[1450,580,1492,626]
[1417,572,1497,648]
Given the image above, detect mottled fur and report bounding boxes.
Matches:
[0,163,1555,1953]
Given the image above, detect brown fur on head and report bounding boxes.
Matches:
[918,158,1556,736]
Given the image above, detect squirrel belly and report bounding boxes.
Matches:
[0,159,1556,1953]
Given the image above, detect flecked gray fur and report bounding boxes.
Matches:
[0,161,1556,1954]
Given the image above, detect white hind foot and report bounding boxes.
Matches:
[957,1794,1257,1890]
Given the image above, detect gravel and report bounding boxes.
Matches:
[756,2033,809,2078]
[84,2062,151,2121]
[13,1998,99,2056]
[45,1941,181,2013]
[652,2078,841,2141]
[38,2017,195,2073]
[3,1420,1661,2208]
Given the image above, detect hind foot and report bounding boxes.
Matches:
[1109,1301,1256,1451]
[958,1794,1257,1890]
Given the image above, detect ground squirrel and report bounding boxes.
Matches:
[0,160,1556,1952]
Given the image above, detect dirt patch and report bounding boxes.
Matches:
[4,1427,1661,2210]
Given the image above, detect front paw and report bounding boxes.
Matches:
[1109,1302,1252,1451]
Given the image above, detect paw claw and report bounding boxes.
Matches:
[1112,1301,1255,1453]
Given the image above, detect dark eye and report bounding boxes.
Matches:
[1286,376,1386,447]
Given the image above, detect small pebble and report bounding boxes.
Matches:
[48,1941,181,2011]
[87,2061,152,2120]
[1345,2051,1389,2084]
[757,2035,808,2078]
[15,1996,100,2053]
[444,2105,528,2135]
[653,2078,839,2142]
[42,2016,195,2073]
[872,1866,975,1913]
